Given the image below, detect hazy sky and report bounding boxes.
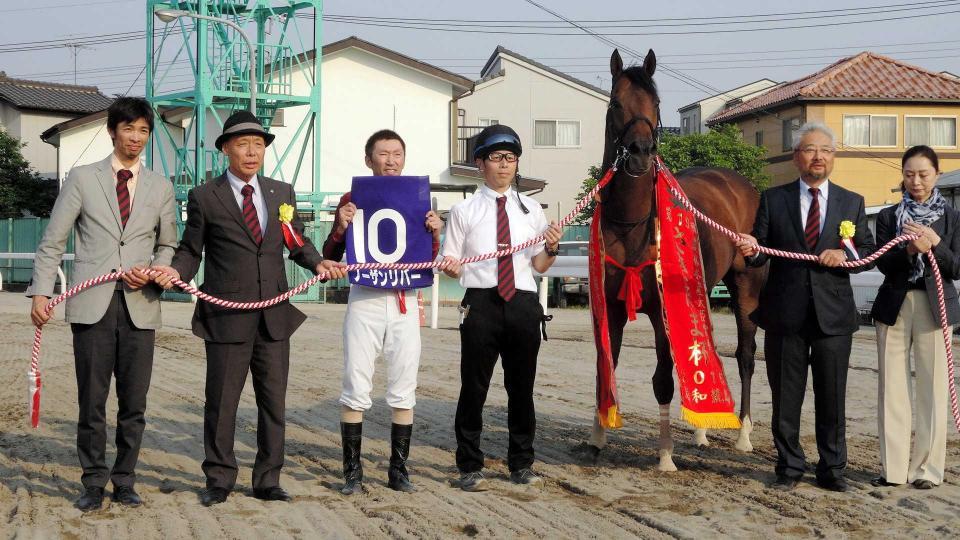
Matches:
[3,0,958,125]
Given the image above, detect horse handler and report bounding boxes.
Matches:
[440,124,562,491]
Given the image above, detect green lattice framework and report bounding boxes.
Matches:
[145,0,324,220]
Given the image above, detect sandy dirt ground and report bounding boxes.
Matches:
[1,291,959,539]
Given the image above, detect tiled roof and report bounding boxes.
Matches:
[0,72,114,114]
[708,52,960,124]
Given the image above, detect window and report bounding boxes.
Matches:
[755,130,764,147]
[271,109,285,127]
[843,114,897,147]
[681,117,690,135]
[905,116,957,147]
[478,118,499,127]
[534,120,581,147]
[782,117,800,151]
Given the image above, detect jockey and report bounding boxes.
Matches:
[322,129,442,495]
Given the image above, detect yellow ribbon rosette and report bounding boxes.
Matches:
[838,220,858,260]
[279,203,295,224]
[839,220,856,240]
[278,203,304,248]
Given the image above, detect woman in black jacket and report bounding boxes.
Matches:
[870,145,960,489]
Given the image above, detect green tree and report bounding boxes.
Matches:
[573,124,770,224]
[0,130,58,218]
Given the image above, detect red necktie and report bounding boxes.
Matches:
[116,169,132,228]
[496,196,516,302]
[241,184,263,244]
[804,187,820,251]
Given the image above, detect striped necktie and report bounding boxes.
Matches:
[241,184,263,244]
[116,169,133,228]
[496,196,516,302]
[804,187,820,251]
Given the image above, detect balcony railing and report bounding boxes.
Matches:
[454,125,485,166]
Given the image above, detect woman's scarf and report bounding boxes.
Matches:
[895,187,947,282]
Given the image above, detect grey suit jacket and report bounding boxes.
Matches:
[27,155,179,329]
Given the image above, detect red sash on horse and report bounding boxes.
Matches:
[589,159,741,430]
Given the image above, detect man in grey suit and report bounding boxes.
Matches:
[28,97,178,511]
[153,110,346,506]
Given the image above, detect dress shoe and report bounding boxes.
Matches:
[770,475,799,491]
[870,476,900,487]
[509,468,543,486]
[112,485,143,507]
[200,487,230,506]
[75,486,104,512]
[253,486,292,502]
[912,479,936,490]
[816,477,849,492]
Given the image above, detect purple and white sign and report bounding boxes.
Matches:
[346,176,433,290]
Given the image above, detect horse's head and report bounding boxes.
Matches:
[605,49,660,176]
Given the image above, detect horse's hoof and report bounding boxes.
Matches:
[572,443,601,464]
[657,450,678,472]
[693,428,709,447]
[734,438,754,453]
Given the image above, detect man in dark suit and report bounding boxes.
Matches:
[154,110,346,506]
[737,122,875,493]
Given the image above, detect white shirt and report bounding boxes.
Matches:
[226,170,267,235]
[442,184,548,292]
[798,178,829,235]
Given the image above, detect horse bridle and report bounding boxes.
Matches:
[607,98,663,177]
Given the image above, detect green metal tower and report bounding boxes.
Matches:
[146,1,333,301]
[145,0,323,215]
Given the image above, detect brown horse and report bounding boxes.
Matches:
[588,49,767,471]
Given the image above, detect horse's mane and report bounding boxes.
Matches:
[619,66,658,101]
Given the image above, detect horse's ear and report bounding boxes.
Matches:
[610,49,623,79]
[643,49,656,77]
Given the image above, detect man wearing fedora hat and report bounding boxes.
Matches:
[153,110,347,506]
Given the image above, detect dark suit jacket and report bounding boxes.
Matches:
[171,173,324,343]
[747,180,876,335]
[870,204,960,326]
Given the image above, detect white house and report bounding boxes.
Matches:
[41,36,477,214]
[678,78,779,135]
[0,73,113,178]
[457,46,610,216]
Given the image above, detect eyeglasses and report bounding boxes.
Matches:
[798,146,836,156]
[486,152,518,163]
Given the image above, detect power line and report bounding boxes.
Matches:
[322,0,960,29]
[325,0,957,24]
[519,0,906,172]
[303,6,960,36]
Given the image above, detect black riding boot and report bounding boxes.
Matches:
[387,423,416,493]
[340,422,363,495]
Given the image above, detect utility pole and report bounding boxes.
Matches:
[63,42,93,85]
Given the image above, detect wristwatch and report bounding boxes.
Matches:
[545,244,560,257]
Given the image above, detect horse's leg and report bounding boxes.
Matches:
[589,291,629,452]
[725,267,763,452]
[647,308,678,472]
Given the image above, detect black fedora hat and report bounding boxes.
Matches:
[215,110,275,151]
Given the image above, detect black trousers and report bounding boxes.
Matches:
[71,290,155,489]
[202,314,289,490]
[765,307,851,481]
[455,288,543,473]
